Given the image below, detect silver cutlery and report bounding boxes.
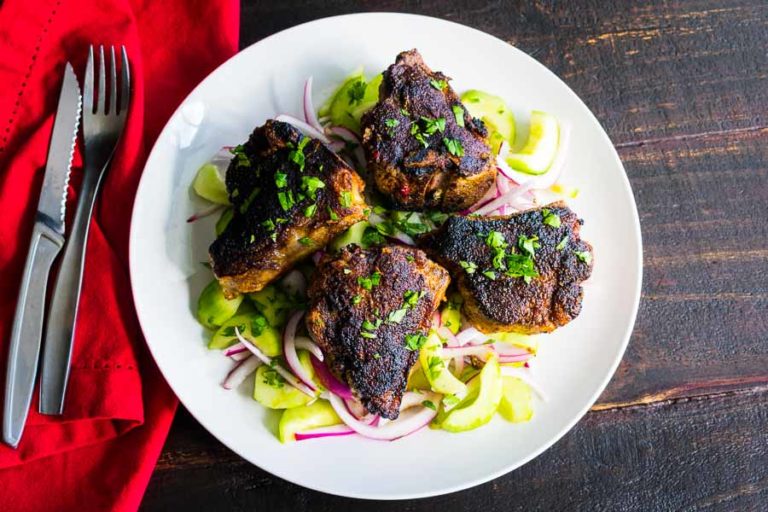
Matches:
[39,45,131,415]
[3,63,82,447]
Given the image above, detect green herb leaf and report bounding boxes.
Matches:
[542,209,562,228]
[459,260,478,274]
[420,116,446,135]
[303,204,317,217]
[360,331,377,339]
[429,78,447,91]
[352,295,362,305]
[346,79,366,106]
[575,251,592,264]
[327,207,339,221]
[556,235,569,251]
[483,270,497,280]
[239,187,260,214]
[405,333,428,351]
[274,171,288,188]
[518,234,541,258]
[452,104,465,127]
[443,137,464,157]
[422,400,437,411]
[384,118,400,129]
[288,136,310,172]
[373,353,382,360]
[277,190,295,211]
[301,175,326,200]
[387,308,408,324]
[339,190,353,208]
[298,236,313,246]
[230,144,251,168]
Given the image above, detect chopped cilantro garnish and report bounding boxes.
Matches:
[327,207,339,221]
[373,353,381,360]
[410,123,429,148]
[422,400,437,411]
[346,79,366,106]
[277,190,295,211]
[360,332,377,339]
[443,137,464,156]
[304,203,317,217]
[575,251,592,264]
[262,367,285,388]
[339,190,353,208]
[249,234,255,243]
[343,268,352,275]
[387,308,408,324]
[357,271,382,290]
[403,290,423,308]
[452,104,465,127]
[239,187,260,214]
[427,355,444,377]
[420,116,446,135]
[361,319,377,331]
[556,235,569,251]
[542,208,562,228]
[274,171,288,188]
[505,252,538,283]
[288,136,310,172]
[405,255,415,262]
[400,107,410,117]
[362,227,386,246]
[483,270,497,280]
[485,230,508,250]
[384,118,400,129]
[298,236,313,246]
[405,333,428,351]
[230,144,251,168]
[301,175,325,200]
[460,260,478,274]
[352,295,362,305]
[518,234,541,258]
[429,78,447,91]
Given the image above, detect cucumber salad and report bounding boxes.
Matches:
[190,58,580,443]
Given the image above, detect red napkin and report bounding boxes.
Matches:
[0,0,238,509]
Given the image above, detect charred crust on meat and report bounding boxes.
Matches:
[209,120,367,298]
[306,245,450,419]
[419,201,593,334]
[361,49,496,212]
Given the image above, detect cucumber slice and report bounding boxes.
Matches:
[506,110,560,175]
[419,332,467,395]
[491,332,539,355]
[193,163,230,205]
[330,220,370,251]
[196,280,243,329]
[460,89,515,152]
[248,285,290,328]
[328,73,382,133]
[215,208,233,236]
[279,399,342,443]
[208,313,280,356]
[498,376,533,423]
[440,293,463,335]
[406,362,431,391]
[441,353,502,432]
[253,351,314,409]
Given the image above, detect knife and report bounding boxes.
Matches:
[2,62,81,448]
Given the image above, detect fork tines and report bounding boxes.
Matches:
[84,44,130,116]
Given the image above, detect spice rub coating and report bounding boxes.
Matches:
[209,120,367,298]
[306,245,450,419]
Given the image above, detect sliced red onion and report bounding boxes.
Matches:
[432,311,442,329]
[295,424,355,441]
[497,353,534,363]
[311,356,354,399]
[441,345,495,358]
[221,356,261,390]
[495,344,533,357]
[283,311,317,391]
[461,178,500,215]
[328,140,345,152]
[452,355,466,376]
[281,269,307,299]
[473,184,535,216]
[229,350,251,362]
[234,327,316,397]
[344,397,369,420]
[437,326,460,347]
[311,250,325,265]
[303,77,324,133]
[294,336,323,361]
[455,326,489,345]
[391,232,416,246]
[275,114,331,144]
[496,174,511,195]
[326,125,361,144]
[224,344,247,357]
[500,366,548,401]
[328,392,439,441]
[186,204,224,223]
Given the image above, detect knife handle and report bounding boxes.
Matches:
[38,168,104,415]
[3,222,64,447]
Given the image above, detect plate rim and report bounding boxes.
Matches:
[129,11,643,500]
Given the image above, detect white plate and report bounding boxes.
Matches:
[130,13,642,500]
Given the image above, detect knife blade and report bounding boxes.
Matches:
[2,62,81,448]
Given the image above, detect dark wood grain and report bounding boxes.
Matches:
[143,0,768,509]
[142,389,768,511]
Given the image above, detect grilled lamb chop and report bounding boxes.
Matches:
[419,202,593,334]
[361,49,496,212]
[306,245,450,419]
[209,120,367,298]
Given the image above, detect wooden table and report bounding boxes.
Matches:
[141,1,768,509]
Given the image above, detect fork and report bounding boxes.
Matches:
[39,45,131,414]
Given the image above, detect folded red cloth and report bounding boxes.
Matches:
[0,0,238,509]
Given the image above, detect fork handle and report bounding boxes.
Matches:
[39,166,107,415]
